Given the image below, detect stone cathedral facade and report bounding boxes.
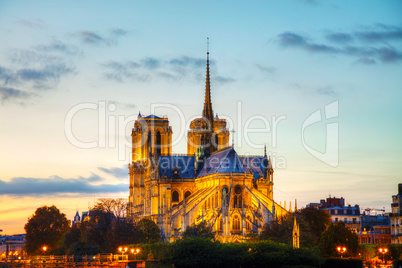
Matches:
[128,52,289,242]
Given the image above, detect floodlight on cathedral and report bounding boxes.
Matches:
[127,48,290,242]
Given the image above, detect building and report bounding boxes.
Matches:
[127,51,289,242]
[390,183,402,244]
[358,225,391,244]
[309,196,361,232]
[0,234,25,259]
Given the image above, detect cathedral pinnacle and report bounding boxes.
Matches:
[202,39,214,130]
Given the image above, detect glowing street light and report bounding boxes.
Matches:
[131,248,140,260]
[42,246,48,255]
[378,247,388,263]
[336,246,347,258]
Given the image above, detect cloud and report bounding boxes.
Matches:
[277,25,402,64]
[0,49,75,103]
[316,86,337,96]
[98,166,128,179]
[73,29,127,46]
[15,19,43,28]
[256,64,276,74]
[326,32,354,44]
[0,86,34,102]
[101,56,234,84]
[0,174,128,196]
[35,40,80,55]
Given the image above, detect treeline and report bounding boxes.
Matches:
[24,199,160,255]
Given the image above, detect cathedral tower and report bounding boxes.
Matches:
[187,50,229,156]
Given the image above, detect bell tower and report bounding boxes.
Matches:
[128,113,172,220]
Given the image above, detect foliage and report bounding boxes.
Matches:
[162,238,319,268]
[24,205,70,254]
[318,221,359,258]
[182,221,214,240]
[262,207,331,248]
[137,218,161,244]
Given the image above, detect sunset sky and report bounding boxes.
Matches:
[1,0,401,235]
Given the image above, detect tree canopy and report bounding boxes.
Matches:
[182,221,214,240]
[318,221,359,258]
[24,205,70,254]
[261,207,331,248]
[137,218,161,244]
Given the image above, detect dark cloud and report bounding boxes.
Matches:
[35,40,80,55]
[316,86,337,96]
[15,64,74,90]
[213,76,235,84]
[278,32,308,47]
[15,19,43,28]
[98,166,128,179]
[169,56,205,68]
[355,57,376,65]
[142,57,161,69]
[0,86,34,102]
[277,25,402,64]
[73,29,127,46]
[356,26,402,43]
[101,56,234,84]
[326,32,354,44]
[110,28,127,36]
[0,175,127,196]
[1,50,75,91]
[256,64,276,74]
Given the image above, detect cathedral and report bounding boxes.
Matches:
[128,51,289,242]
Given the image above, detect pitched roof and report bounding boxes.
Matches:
[197,147,251,177]
[158,155,196,179]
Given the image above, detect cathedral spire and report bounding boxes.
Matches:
[202,38,214,129]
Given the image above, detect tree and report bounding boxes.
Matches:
[137,218,161,243]
[261,207,331,248]
[318,221,359,258]
[182,221,214,240]
[24,205,70,254]
[93,198,128,219]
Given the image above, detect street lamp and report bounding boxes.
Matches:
[378,247,388,263]
[336,246,347,258]
[42,246,47,255]
[131,248,140,260]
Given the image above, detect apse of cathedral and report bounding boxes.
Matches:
[128,50,290,242]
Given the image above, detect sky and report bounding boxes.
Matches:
[0,0,401,235]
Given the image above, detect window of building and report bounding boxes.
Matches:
[172,191,179,202]
[335,218,338,222]
[353,218,357,224]
[246,216,251,231]
[233,215,240,231]
[155,131,161,155]
[185,191,191,199]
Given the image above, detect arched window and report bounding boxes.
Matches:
[246,216,251,231]
[172,191,179,202]
[185,191,191,199]
[155,130,161,156]
[147,131,152,154]
[233,215,240,231]
[215,192,218,207]
[218,217,222,231]
[214,133,219,148]
[234,185,242,208]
